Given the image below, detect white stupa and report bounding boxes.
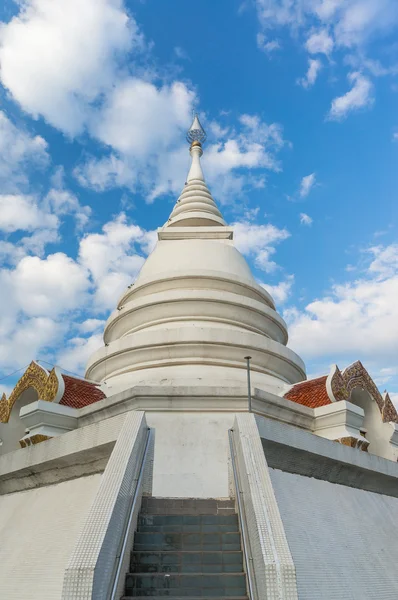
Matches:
[0,115,398,600]
[86,114,305,395]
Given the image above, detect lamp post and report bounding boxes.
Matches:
[244,356,252,413]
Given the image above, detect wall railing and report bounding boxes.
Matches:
[109,427,153,600]
[228,428,257,600]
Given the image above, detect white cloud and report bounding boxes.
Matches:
[78,319,106,334]
[45,188,91,229]
[74,154,136,192]
[333,0,398,47]
[11,253,90,317]
[0,316,64,371]
[305,29,334,55]
[257,33,281,53]
[0,229,60,266]
[254,0,398,48]
[233,221,290,273]
[18,229,60,259]
[0,0,141,135]
[79,213,156,309]
[299,172,316,197]
[0,195,58,233]
[298,59,322,88]
[0,180,90,261]
[390,392,398,409]
[286,243,398,375]
[367,244,398,279]
[254,0,398,107]
[300,213,313,226]
[174,46,189,60]
[254,0,304,28]
[0,383,14,399]
[44,168,92,229]
[328,72,373,120]
[57,333,103,374]
[261,275,294,305]
[344,54,398,77]
[93,79,194,156]
[0,111,49,192]
[393,132,398,141]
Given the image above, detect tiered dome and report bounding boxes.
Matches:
[85,116,305,394]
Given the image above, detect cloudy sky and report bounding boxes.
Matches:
[0,0,397,402]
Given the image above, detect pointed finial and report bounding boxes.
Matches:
[186,112,206,147]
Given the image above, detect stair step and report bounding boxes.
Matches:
[141,498,236,516]
[139,515,239,527]
[123,593,246,598]
[125,573,247,596]
[134,532,241,552]
[131,551,243,573]
[122,597,249,600]
[137,524,238,533]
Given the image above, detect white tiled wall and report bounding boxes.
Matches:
[270,468,398,599]
[0,473,101,600]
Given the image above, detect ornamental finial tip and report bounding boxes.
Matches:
[186,112,206,147]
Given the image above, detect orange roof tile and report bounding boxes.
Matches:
[60,374,106,409]
[284,375,331,409]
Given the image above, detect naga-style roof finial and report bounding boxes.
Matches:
[186,112,206,147]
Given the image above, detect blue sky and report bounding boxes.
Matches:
[0,0,397,402]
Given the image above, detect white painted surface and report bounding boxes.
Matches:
[0,473,101,600]
[146,412,235,498]
[350,388,398,460]
[19,400,78,442]
[85,143,306,394]
[270,468,398,599]
[313,400,368,444]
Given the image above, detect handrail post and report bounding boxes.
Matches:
[244,356,252,412]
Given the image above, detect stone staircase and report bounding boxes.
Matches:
[122,497,248,599]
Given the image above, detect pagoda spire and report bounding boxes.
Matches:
[164,113,226,228]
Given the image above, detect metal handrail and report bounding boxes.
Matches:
[228,429,257,600]
[109,427,153,600]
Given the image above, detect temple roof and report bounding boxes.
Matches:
[284,375,330,409]
[0,361,105,423]
[60,374,106,409]
[283,361,398,423]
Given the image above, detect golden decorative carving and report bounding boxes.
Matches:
[19,434,52,448]
[337,436,369,452]
[0,361,62,423]
[41,368,60,402]
[330,361,398,424]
